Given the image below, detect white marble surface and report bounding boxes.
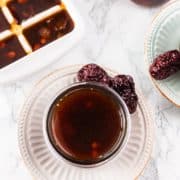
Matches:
[0,0,180,179]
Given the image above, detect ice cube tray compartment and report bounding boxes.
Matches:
[0,8,10,32]
[0,35,26,68]
[7,0,61,24]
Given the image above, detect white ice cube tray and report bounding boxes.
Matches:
[0,0,84,84]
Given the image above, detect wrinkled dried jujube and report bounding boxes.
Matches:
[149,50,180,80]
[78,64,110,85]
[110,75,138,114]
[120,89,138,114]
[77,64,138,113]
[110,75,135,90]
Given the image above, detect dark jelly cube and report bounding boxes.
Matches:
[7,0,60,24]
[0,9,10,32]
[23,10,74,51]
[0,36,26,68]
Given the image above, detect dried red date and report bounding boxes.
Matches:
[77,64,138,114]
[39,27,51,39]
[77,64,110,85]
[109,75,135,90]
[110,75,138,114]
[115,88,138,114]
[149,50,180,80]
[6,51,16,59]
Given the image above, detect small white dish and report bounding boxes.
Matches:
[0,0,84,84]
[18,65,153,180]
[145,0,180,106]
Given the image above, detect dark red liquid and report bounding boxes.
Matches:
[23,10,74,51]
[0,9,74,69]
[48,86,123,165]
[0,9,10,32]
[132,0,169,6]
[0,36,26,68]
[7,0,60,24]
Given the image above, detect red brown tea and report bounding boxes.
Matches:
[47,84,125,165]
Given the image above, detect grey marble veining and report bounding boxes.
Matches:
[0,0,179,179]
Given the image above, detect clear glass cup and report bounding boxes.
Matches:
[45,82,131,168]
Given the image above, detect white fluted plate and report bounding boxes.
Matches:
[145,0,180,106]
[18,65,153,180]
